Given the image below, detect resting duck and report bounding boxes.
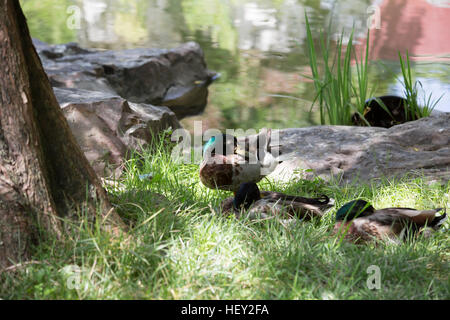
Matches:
[199,129,281,192]
[334,199,447,243]
[220,182,334,221]
[351,95,409,128]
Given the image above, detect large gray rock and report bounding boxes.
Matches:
[34,39,217,119]
[55,87,181,177]
[267,113,450,185]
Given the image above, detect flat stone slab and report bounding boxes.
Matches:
[267,113,450,185]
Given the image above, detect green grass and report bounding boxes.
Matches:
[1,140,449,299]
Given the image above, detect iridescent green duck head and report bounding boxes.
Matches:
[233,182,261,210]
[203,133,238,157]
[335,199,375,221]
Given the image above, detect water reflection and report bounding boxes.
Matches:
[366,0,450,61]
[21,0,450,132]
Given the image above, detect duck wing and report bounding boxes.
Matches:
[247,198,326,221]
[333,213,409,242]
[236,129,283,176]
[375,208,445,228]
[260,191,333,206]
[238,128,273,158]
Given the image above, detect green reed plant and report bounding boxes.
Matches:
[352,32,378,124]
[305,13,374,125]
[398,51,443,121]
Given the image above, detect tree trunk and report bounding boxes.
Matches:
[0,0,126,268]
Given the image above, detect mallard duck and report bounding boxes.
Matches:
[220,182,334,221]
[351,95,409,128]
[199,129,281,192]
[334,199,447,243]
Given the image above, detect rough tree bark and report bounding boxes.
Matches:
[0,0,126,268]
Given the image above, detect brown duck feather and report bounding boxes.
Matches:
[220,190,334,221]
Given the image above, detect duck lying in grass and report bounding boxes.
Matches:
[199,129,282,192]
[334,199,447,243]
[220,182,334,221]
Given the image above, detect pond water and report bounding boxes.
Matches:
[22,0,450,132]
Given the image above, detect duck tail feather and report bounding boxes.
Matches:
[431,209,447,230]
[287,194,333,205]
